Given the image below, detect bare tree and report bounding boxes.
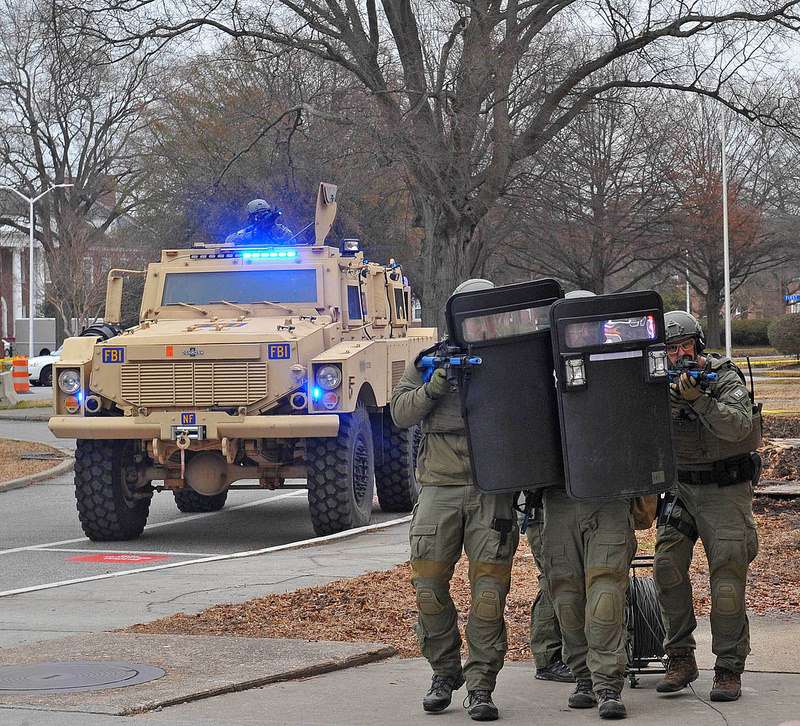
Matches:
[0,0,162,327]
[502,90,679,293]
[665,100,799,346]
[42,211,129,335]
[80,0,800,324]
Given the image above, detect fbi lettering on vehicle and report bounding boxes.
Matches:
[268,343,291,360]
[180,413,196,425]
[101,347,125,364]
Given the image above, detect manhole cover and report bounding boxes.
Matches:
[0,661,166,694]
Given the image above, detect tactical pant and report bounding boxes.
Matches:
[526,506,563,669]
[541,488,636,694]
[409,484,519,691]
[653,479,758,674]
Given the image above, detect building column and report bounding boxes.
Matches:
[11,247,23,324]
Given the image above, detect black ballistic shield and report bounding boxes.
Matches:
[446,279,564,494]
[549,291,675,500]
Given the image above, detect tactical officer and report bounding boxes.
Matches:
[654,311,760,702]
[390,278,519,722]
[539,290,637,720]
[224,199,293,245]
[526,501,573,683]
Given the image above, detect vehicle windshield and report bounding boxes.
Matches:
[161,269,318,306]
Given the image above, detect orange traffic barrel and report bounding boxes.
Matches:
[12,356,30,394]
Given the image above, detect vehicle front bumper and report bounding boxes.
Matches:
[48,413,340,440]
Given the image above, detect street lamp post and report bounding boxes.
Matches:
[720,121,732,359]
[0,183,73,358]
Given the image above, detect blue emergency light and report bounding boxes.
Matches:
[311,386,323,402]
[242,249,297,260]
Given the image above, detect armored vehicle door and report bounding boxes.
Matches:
[549,291,674,500]
[446,279,564,494]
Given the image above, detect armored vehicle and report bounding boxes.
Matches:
[49,184,436,540]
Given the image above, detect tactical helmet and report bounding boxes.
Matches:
[451,278,495,297]
[664,310,705,352]
[246,199,272,216]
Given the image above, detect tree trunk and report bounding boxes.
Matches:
[704,282,722,349]
[416,197,482,335]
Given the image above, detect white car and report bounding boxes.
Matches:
[28,347,61,386]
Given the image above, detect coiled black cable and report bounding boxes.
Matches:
[626,575,666,667]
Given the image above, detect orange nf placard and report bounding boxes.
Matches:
[12,357,29,394]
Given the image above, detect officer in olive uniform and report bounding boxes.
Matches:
[539,290,636,720]
[526,502,573,682]
[225,199,293,245]
[390,278,519,722]
[654,311,760,702]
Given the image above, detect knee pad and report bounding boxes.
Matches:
[416,587,446,615]
[711,577,743,618]
[554,593,583,631]
[654,554,684,591]
[473,585,503,621]
[588,585,623,628]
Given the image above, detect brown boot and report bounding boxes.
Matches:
[710,668,741,702]
[656,648,699,693]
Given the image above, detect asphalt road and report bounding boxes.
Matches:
[0,419,406,598]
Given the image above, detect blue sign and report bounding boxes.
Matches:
[785,294,800,303]
[101,347,125,364]
[180,413,196,425]
[268,343,291,360]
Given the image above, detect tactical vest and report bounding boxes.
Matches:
[671,359,762,469]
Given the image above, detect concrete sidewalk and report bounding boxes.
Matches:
[1,517,798,725]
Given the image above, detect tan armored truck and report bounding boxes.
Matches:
[49,183,436,540]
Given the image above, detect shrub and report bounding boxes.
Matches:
[768,315,800,355]
[731,319,772,346]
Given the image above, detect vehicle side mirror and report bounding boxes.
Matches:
[105,269,145,324]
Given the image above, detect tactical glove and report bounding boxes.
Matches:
[675,372,703,402]
[425,368,452,399]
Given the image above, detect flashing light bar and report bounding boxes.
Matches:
[190,248,298,261]
[242,249,297,260]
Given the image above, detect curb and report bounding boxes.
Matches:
[0,457,74,493]
[0,410,53,422]
[123,645,397,715]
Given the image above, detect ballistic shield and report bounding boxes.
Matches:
[446,279,564,494]
[549,291,675,500]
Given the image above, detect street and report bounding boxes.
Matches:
[0,417,408,614]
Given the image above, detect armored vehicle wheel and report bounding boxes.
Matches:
[74,440,151,541]
[374,413,420,512]
[306,405,375,536]
[173,487,228,513]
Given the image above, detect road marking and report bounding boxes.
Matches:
[0,515,411,598]
[67,553,170,564]
[0,490,305,557]
[34,547,216,557]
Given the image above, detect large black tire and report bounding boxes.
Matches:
[173,487,228,513]
[80,323,123,341]
[306,406,375,536]
[374,412,420,512]
[39,365,52,387]
[74,440,151,541]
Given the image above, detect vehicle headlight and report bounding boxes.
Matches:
[57,369,81,395]
[316,364,342,391]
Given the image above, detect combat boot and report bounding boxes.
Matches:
[568,679,597,708]
[422,673,464,713]
[597,689,627,719]
[535,659,575,683]
[710,668,741,702]
[655,647,699,693]
[464,690,499,721]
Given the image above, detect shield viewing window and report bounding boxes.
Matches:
[550,291,675,501]
[445,279,565,494]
